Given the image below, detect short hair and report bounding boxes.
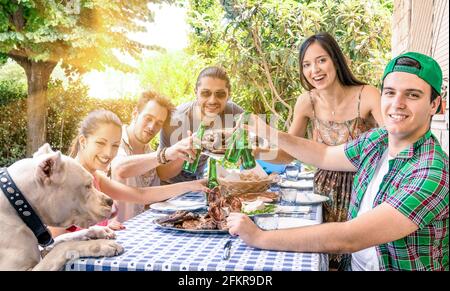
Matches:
[388,57,441,112]
[136,90,175,118]
[195,66,231,93]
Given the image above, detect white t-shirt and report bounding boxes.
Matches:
[351,150,393,271]
[112,125,160,222]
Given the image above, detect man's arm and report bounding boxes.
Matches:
[155,119,185,181]
[111,152,160,180]
[248,114,356,172]
[112,137,196,181]
[156,159,184,181]
[256,94,315,164]
[277,131,356,172]
[156,130,197,181]
[228,202,418,254]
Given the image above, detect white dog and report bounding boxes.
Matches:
[0,144,124,270]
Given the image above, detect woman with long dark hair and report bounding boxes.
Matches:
[267,32,383,268]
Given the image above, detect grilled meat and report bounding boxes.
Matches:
[156,210,199,225]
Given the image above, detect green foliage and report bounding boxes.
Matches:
[138,51,207,105]
[0,78,138,166]
[0,59,27,84]
[1,0,175,155]
[187,0,393,130]
[0,78,27,166]
[0,80,26,106]
[0,0,172,74]
[0,52,7,65]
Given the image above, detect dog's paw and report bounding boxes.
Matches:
[86,225,116,240]
[88,240,124,257]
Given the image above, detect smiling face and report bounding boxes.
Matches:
[301,42,339,90]
[79,123,122,173]
[196,77,229,118]
[382,72,440,145]
[132,100,168,144]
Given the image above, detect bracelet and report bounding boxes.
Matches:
[156,148,164,165]
[161,147,169,164]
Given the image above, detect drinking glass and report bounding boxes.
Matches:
[285,164,299,181]
[280,188,298,205]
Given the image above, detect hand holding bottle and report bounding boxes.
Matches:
[182,123,206,174]
[165,130,197,162]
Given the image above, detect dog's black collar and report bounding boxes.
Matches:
[0,168,54,247]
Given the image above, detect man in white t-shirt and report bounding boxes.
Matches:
[111,91,197,222]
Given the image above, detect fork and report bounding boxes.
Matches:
[222,240,232,260]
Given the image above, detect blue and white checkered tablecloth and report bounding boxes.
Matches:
[65,189,328,271]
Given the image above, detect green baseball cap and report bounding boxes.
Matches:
[382,52,443,95]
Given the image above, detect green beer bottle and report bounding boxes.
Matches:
[240,113,256,169]
[207,157,219,189]
[223,128,241,164]
[182,123,206,174]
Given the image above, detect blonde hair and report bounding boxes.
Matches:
[69,110,122,158]
[137,90,175,119]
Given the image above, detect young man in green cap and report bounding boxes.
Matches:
[227,52,448,271]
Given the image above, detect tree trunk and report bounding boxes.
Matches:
[25,61,56,156]
[10,56,56,156]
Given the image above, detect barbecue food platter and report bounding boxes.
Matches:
[150,200,207,212]
[153,187,241,233]
[153,211,229,234]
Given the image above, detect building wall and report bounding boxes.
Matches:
[392,0,449,154]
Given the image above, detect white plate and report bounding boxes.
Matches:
[298,172,314,180]
[254,215,318,230]
[275,205,311,214]
[296,192,329,205]
[278,179,314,189]
[277,217,319,229]
[150,200,207,212]
[153,219,229,234]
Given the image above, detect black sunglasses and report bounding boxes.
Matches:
[199,90,228,99]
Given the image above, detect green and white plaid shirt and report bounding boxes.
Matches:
[344,128,448,271]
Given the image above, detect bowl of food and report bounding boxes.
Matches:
[217,170,279,196]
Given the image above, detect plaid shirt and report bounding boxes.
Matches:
[345,128,449,271]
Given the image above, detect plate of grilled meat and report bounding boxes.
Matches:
[153,187,241,233]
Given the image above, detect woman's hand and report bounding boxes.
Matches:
[188,178,208,193]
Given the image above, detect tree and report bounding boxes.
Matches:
[0,0,171,155]
[138,50,207,105]
[187,0,392,130]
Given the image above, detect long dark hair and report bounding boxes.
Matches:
[298,32,366,90]
[69,110,122,158]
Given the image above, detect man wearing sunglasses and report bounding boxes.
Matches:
[157,66,244,184]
